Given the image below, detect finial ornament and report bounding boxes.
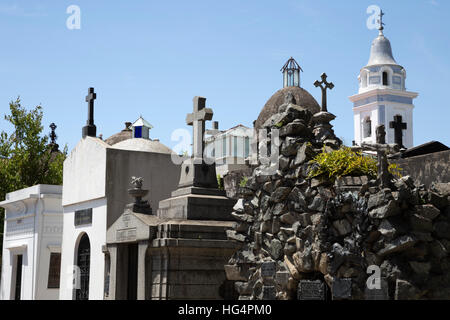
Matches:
[377,9,385,35]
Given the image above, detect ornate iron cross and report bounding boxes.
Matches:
[378,9,385,32]
[186,96,213,160]
[49,123,57,144]
[389,115,407,148]
[314,73,334,112]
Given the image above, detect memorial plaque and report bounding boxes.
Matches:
[116,228,137,242]
[275,271,290,287]
[365,278,389,300]
[262,285,276,300]
[297,280,326,300]
[74,208,92,226]
[332,278,352,300]
[261,261,276,278]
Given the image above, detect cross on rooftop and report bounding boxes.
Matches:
[314,73,334,112]
[186,96,213,161]
[389,115,407,148]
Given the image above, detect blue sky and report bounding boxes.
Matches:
[0,0,448,152]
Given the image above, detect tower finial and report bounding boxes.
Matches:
[377,9,385,35]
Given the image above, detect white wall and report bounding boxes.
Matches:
[63,137,108,207]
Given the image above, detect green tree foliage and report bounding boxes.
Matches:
[0,97,67,265]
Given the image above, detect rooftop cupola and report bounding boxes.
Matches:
[281,57,303,88]
[131,116,153,139]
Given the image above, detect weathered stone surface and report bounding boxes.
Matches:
[378,219,396,239]
[293,247,314,273]
[409,261,431,275]
[377,235,417,257]
[226,230,246,242]
[308,195,325,212]
[284,255,300,280]
[369,200,400,219]
[410,214,433,233]
[427,192,448,210]
[395,279,420,300]
[280,121,307,137]
[280,212,296,225]
[365,278,389,300]
[224,264,248,281]
[233,199,244,213]
[433,221,450,240]
[294,143,313,167]
[429,240,448,259]
[333,219,352,236]
[332,278,352,300]
[271,187,291,203]
[270,239,284,260]
[416,204,441,220]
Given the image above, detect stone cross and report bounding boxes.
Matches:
[314,73,334,112]
[82,87,97,138]
[389,115,407,148]
[186,96,213,160]
[86,87,96,126]
[361,125,399,188]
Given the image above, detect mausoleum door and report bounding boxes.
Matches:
[76,234,91,300]
[13,254,23,300]
[127,244,138,300]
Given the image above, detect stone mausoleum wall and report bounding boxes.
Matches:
[392,150,450,188]
[224,102,450,300]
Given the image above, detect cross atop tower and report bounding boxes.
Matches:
[186,96,213,161]
[49,122,59,152]
[378,9,385,34]
[314,73,334,112]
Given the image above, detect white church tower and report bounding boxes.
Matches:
[349,10,418,148]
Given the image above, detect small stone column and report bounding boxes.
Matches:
[107,244,118,300]
[137,240,149,300]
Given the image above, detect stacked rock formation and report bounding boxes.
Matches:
[224,97,450,300]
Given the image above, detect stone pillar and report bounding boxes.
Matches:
[137,240,148,300]
[107,244,118,300]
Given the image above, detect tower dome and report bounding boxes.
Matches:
[367,33,398,66]
[254,57,320,129]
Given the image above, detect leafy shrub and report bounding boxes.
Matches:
[239,176,249,187]
[308,147,402,182]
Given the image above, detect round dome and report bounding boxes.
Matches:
[367,34,397,66]
[104,122,133,145]
[254,86,320,129]
[111,138,173,154]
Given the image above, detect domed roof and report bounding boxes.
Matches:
[111,138,173,154]
[254,86,320,129]
[367,33,398,66]
[104,122,132,145]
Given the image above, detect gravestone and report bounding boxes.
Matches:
[332,278,352,300]
[297,280,326,300]
[365,278,389,300]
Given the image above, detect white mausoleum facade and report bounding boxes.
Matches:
[0,185,63,300]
